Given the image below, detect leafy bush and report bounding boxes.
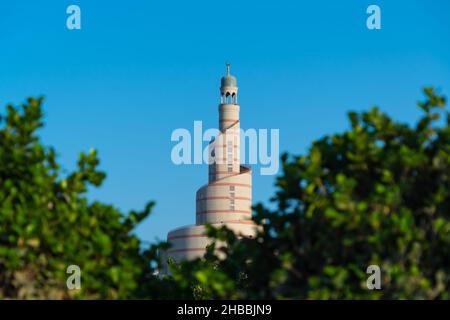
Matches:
[0,97,172,299]
[2,88,449,299]
[169,88,450,299]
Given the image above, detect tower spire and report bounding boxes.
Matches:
[162,66,254,274]
[220,63,238,104]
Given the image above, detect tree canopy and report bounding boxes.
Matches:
[168,87,450,299]
[1,88,449,299]
[0,97,172,299]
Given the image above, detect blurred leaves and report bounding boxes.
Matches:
[170,87,450,299]
[0,98,169,299]
[2,88,450,300]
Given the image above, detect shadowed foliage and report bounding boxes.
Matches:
[169,87,450,299]
[1,88,449,299]
[0,97,180,299]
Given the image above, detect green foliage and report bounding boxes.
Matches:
[171,88,450,299]
[2,88,449,300]
[0,97,170,299]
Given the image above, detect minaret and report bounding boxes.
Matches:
[210,63,241,181]
[199,64,250,225]
[164,65,255,268]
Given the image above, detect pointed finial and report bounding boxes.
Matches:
[226,63,230,76]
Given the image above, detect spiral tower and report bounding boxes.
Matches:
[164,65,256,266]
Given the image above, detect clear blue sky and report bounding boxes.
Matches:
[1,0,449,242]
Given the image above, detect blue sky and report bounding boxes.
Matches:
[1,0,449,242]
